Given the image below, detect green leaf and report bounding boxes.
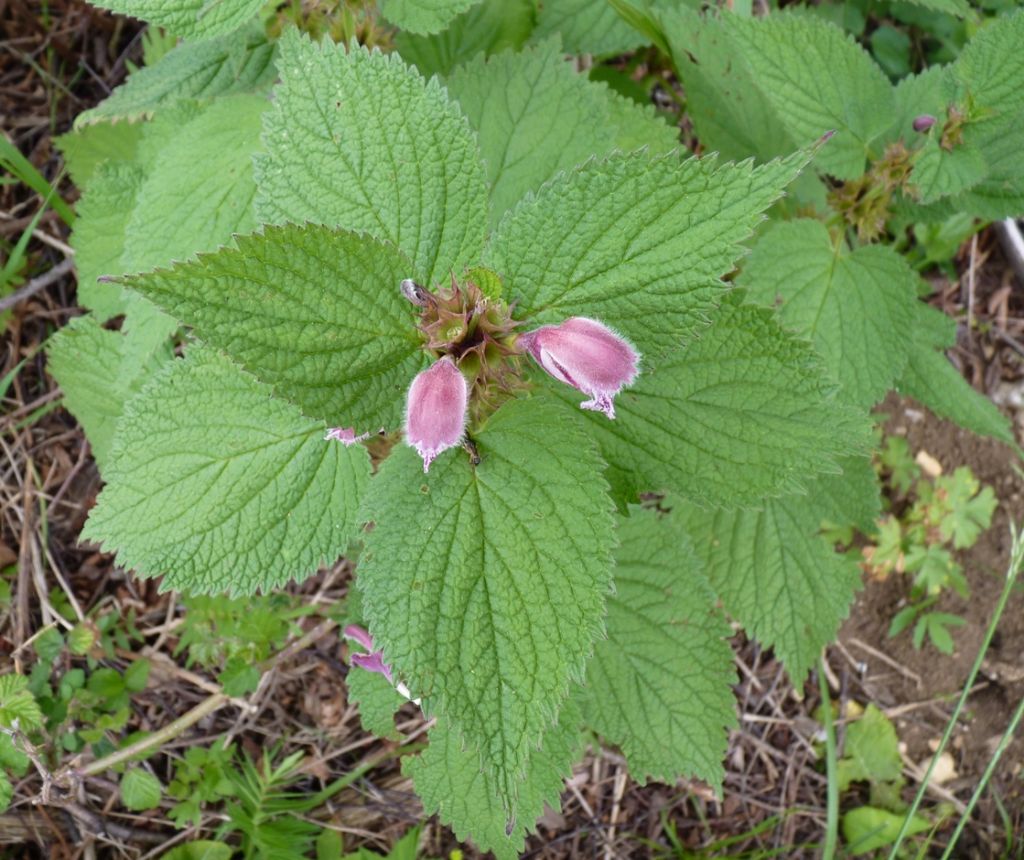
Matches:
[406,702,583,860]
[120,223,427,431]
[488,147,814,357]
[446,39,678,227]
[158,842,234,860]
[358,396,613,808]
[808,456,881,534]
[658,5,795,164]
[676,490,863,683]
[580,507,735,789]
[836,704,902,791]
[898,0,969,16]
[938,467,997,549]
[380,0,484,34]
[121,767,163,811]
[0,771,11,815]
[255,31,489,285]
[47,313,176,473]
[77,25,277,125]
[82,347,372,595]
[394,0,535,78]
[909,135,988,204]
[85,0,264,39]
[533,0,647,55]
[549,292,866,509]
[219,657,261,697]
[722,11,895,179]
[70,162,145,319]
[122,94,267,274]
[740,219,917,408]
[843,806,931,855]
[0,673,44,731]
[345,666,403,741]
[957,9,1024,119]
[56,121,144,187]
[895,303,1015,446]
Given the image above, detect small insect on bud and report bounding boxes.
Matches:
[518,316,639,419]
[404,356,469,472]
[913,114,937,132]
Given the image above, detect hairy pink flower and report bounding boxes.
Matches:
[518,317,639,419]
[405,356,469,472]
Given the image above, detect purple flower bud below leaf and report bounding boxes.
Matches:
[913,114,937,132]
[519,317,639,419]
[343,624,394,682]
[405,356,469,472]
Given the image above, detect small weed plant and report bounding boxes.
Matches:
[864,436,997,653]
[0,0,1020,854]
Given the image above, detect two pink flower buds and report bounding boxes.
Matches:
[403,316,639,472]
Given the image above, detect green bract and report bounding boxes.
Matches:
[52,2,1022,855]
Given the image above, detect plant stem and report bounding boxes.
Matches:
[887,522,1024,859]
[818,653,839,860]
[939,693,1024,860]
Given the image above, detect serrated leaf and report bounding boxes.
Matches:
[406,701,583,860]
[740,219,917,408]
[910,136,988,204]
[658,5,795,164]
[56,121,144,187]
[900,0,969,16]
[676,491,863,683]
[957,9,1024,118]
[71,162,145,318]
[547,292,866,509]
[85,0,264,39]
[120,223,427,431]
[47,314,176,472]
[122,94,267,273]
[488,148,813,357]
[722,11,894,179]
[896,303,1015,446]
[255,31,488,285]
[77,25,277,125]
[580,507,735,789]
[0,674,44,731]
[0,771,11,814]
[533,0,646,55]
[394,0,535,78]
[358,397,613,808]
[380,0,484,34]
[808,456,881,534]
[447,39,678,227]
[345,667,403,741]
[82,347,372,595]
[120,767,162,811]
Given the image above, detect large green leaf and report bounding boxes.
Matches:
[379,0,484,34]
[406,702,583,860]
[358,397,614,809]
[83,347,371,594]
[85,0,264,39]
[120,223,428,431]
[533,0,646,55]
[547,292,866,508]
[56,121,144,187]
[741,219,917,408]
[677,491,862,683]
[76,25,277,125]
[896,303,1014,447]
[255,30,489,285]
[394,0,535,78]
[487,148,813,357]
[47,314,175,473]
[122,94,268,273]
[580,507,735,789]
[446,39,678,227]
[722,11,894,179]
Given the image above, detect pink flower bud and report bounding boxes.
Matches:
[343,624,420,705]
[404,356,469,472]
[913,114,937,132]
[518,317,639,419]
